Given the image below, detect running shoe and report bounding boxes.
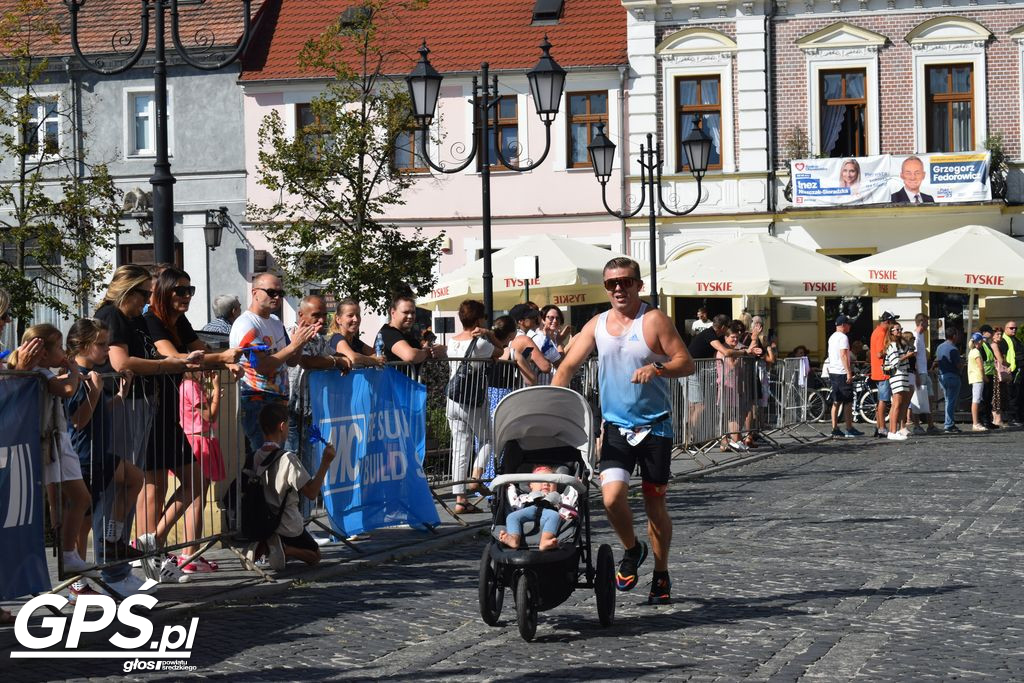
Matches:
[845,427,864,437]
[68,580,100,605]
[911,425,927,436]
[973,424,989,432]
[926,426,944,435]
[873,428,888,438]
[148,555,189,584]
[886,431,907,441]
[615,541,648,592]
[61,553,99,579]
[100,573,150,599]
[944,426,962,434]
[647,573,672,605]
[830,427,844,438]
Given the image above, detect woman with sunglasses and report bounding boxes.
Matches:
[143,267,241,575]
[94,265,196,582]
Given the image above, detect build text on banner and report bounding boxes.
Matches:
[308,368,439,536]
[0,376,51,599]
[791,153,990,207]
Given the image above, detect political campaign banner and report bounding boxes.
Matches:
[0,375,50,599]
[309,368,439,536]
[790,152,991,207]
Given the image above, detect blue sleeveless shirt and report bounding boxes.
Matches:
[595,304,671,437]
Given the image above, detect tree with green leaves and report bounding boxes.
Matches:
[0,0,123,333]
[249,0,443,313]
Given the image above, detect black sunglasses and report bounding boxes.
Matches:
[133,289,152,300]
[172,285,196,297]
[603,277,638,291]
[255,287,285,299]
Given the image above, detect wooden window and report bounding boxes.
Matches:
[566,91,609,168]
[475,96,518,170]
[675,76,721,172]
[118,243,184,270]
[296,103,332,156]
[926,64,973,153]
[24,98,59,156]
[393,128,427,173]
[819,69,866,158]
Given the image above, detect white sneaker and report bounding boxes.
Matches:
[267,534,286,571]
[101,572,149,599]
[155,556,189,584]
[972,424,989,432]
[134,533,157,571]
[62,552,99,578]
[899,427,911,437]
[887,431,908,441]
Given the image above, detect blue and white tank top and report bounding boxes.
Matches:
[595,304,671,436]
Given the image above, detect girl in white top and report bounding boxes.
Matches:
[445,300,502,515]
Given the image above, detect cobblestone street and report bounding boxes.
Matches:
[9,429,1024,682]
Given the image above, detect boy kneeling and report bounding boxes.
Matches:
[254,403,335,569]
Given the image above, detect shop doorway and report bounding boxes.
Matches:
[929,292,970,349]
[672,297,732,344]
[825,296,872,363]
[569,302,611,334]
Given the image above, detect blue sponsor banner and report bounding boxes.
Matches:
[0,376,50,599]
[309,368,439,536]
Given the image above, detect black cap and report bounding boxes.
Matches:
[979,324,994,334]
[880,311,898,322]
[509,303,539,322]
[835,315,851,326]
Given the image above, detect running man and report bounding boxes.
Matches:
[553,257,694,605]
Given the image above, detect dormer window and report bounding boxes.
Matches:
[532,0,563,24]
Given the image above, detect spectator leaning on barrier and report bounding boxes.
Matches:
[534,305,564,371]
[287,294,351,466]
[691,307,713,336]
[65,318,147,600]
[144,267,242,578]
[1003,320,1023,425]
[870,312,897,438]
[251,402,336,570]
[374,295,445,365]
[445,300,503,515]
[826,315,862,439]
[230,273,319,455]
[991,327,1011,427]
[508,303,551,386]
[329,299,383,368]
[933,327,963,433]
[201,295,241,335]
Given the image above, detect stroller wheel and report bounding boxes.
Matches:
[515,572,538,642]
[596,543,616,627]
[478,543,504,626]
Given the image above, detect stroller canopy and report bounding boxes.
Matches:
[492,386,595,474]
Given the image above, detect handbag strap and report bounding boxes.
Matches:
[456,336,480,373]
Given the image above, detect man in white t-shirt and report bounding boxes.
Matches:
[230,273,319,454]
[826,315,862,438]
[690,307,713,336]
[908,313,938,434]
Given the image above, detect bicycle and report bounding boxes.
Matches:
[806,370,878,424]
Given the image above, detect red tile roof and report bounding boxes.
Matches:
[240,0,627,82]
[0,1,262,60]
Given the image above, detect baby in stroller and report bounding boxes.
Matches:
[498,465,578,551]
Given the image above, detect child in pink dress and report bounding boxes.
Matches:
[177,370,224,573]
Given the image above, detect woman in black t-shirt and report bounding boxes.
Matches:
[144,267,241,573]
[329,299,383,367]
[95,265,194,582]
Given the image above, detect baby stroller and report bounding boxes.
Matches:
[478,385,615,641]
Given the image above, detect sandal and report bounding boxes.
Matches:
[453,501,484,515]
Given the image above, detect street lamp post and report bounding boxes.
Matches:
[406,38,565,324]
[64,0,254,265]
[587,119,712,308]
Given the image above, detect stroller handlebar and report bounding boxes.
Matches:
[489,473,588,495]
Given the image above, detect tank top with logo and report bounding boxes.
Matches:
[594,303,671,437]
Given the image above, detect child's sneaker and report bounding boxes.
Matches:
[615,541,648,592]
[154,556,189,584]
[648,572,672,605]
[100,573,149,599]
[61,552,99,579]
[68,580,101,605]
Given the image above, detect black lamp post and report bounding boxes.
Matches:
[587,118,712,308]
[64,0,253,266]
[406,37,565,323]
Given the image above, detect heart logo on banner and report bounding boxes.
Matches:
[795,162,805,171]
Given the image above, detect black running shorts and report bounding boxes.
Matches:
[829,373,854,405]
[279,529,318,552]
[599,422,672,485]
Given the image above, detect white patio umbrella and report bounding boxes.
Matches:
[842,225,1024,331]
[418,234,640,310]
[658,233,867,297]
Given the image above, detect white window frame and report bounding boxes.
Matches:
[907,18,991,154]
[657,28,737,174]
[22,95,61,159]
[124,86,173,159]
[796,23,884,157]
